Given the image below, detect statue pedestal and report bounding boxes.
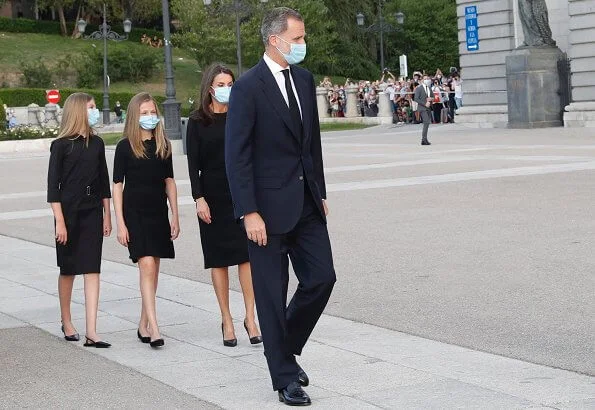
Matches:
[505,46,565,128]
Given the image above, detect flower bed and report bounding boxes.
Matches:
[0,125,59,141]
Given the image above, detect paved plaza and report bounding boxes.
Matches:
[0,123,594,408]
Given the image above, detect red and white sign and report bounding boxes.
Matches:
[46,89,61,104]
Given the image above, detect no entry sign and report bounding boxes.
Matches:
[46,90,61,104]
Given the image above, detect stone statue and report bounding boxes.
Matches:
[518,0,556,47]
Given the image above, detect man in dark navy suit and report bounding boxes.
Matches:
[225,7,336,406]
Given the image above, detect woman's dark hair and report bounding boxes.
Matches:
[190,62,235,125]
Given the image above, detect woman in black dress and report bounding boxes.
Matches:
[112,92,180,348]
[47,92,112,348]
[187,63,262,346]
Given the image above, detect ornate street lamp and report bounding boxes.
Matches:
[203,0,269,76]
[357,4,405,72]
[78,4,131,125]
[161,0,182,142]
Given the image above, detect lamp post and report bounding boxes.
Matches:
[161,0,182,141]
[78,4,131,126]
[356,2,404,72]
[203,0,269,76]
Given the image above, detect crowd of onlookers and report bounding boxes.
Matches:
[319,67,463,125]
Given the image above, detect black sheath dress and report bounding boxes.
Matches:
[47,135,111,275]
[113,138,175,263]
[186,113,249,269]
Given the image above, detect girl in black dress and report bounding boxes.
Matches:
[187,63,262,346]
[112,92,180,348]
[47,92,112,348]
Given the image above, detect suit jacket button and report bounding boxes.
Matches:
[299,176,304,181]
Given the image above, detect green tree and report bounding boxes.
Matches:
[384,0,459,76]
[171,0,236,69]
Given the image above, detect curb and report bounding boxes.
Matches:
[0,138,54,154]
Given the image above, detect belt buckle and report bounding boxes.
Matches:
[86,186,91,196]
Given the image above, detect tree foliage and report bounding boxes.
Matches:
[29,0,459,80]
[383,0,459,76]
[171,0,458,79]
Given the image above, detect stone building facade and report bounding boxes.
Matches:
[456,0,595,127]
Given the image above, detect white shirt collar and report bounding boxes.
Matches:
[263,52,289,76]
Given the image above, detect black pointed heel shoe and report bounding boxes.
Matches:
[137,329,150,344]
[61,324,80,342]
[243,320,263,345]
[150,338,165,348]
[83,337,111,348]
[221,323,237,347]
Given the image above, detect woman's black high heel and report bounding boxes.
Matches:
[222,323,237,347]
[137,329,150,344]
[243,320,263,345]
[83,336,111,348]
[61,324,80,342]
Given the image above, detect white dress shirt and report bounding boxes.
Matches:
[263,53,303,119]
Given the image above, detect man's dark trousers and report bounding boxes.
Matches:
[421,110,432,143]
[247,186,336,391]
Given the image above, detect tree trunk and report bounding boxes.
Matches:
[57,4,67,36]
[70,4,81,38]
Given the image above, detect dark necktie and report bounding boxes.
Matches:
[282,69,303,136]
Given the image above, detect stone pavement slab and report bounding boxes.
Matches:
[1,125,595,376]
[0,326,219,409]
[0,234,593,409]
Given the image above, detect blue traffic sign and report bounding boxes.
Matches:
[465,5,479,51]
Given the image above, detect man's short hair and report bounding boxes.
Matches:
[261,7,303,46]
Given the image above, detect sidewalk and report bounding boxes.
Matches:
[0,234,593,409]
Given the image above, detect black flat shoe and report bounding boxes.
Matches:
[83,337,111,348]
[243,320,263,345]
[137,329,150,344]
[221,323,237,347]
[278,382,311,406]
[61,324,80,342]
[297,364,309,387]
[150,338,165,348]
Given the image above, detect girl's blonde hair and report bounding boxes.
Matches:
[123,92,171,159]
[57,92,94,140]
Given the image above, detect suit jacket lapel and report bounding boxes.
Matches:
[257,59,301,142]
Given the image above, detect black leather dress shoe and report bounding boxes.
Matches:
[297,365,309,387]
[278,382,311,406]
[421,141,431,145]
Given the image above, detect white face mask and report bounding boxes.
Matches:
[423,79,432,87]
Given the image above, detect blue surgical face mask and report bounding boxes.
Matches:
[275,36,307,65]
[87,108,100,127]
[212,86,232,104]
[139,115,160,130]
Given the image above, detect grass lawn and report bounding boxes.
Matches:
[0,32,212,111]
[0,32,348,111]
[319,123,372,132]
[99,132,122,146]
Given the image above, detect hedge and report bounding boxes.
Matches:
[0,16,163,43]
[0,88,191,117]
